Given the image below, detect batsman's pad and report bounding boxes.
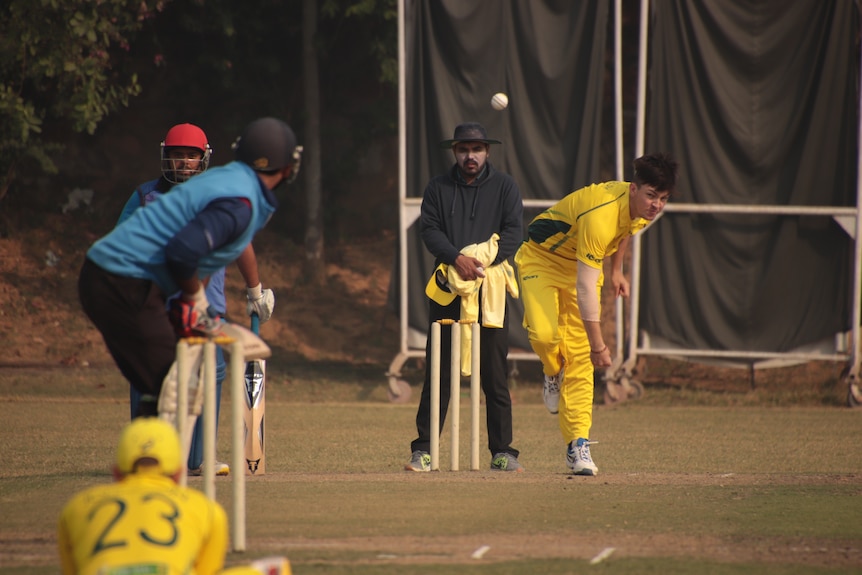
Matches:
[175,413,199,469]
[157,344,206,424]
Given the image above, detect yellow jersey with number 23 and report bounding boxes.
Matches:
[58,472,228,575]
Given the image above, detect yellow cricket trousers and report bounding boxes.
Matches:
[514,241,601,443]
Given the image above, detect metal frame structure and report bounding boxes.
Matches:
[390,0,862,407]
[386,0,629,402]
[605,0,862,407]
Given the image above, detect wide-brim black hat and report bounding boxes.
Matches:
[439,122,502,148]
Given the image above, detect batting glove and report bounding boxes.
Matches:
[246,283,275,323]
[169,286,222,337]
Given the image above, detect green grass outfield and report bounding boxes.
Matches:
[1,368,861,574]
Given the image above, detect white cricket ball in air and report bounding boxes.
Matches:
[491,92,509,111]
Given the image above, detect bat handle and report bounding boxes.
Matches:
[251,312,260,335]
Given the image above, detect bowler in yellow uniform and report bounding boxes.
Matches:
[58,418,228,575]
[514,153,678,475]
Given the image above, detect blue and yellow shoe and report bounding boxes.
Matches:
[567,438,598,476]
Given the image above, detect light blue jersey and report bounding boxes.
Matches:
[117,179,227,313]
[88,161,274,295]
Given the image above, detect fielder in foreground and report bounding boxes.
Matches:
[58,417,227,574]
[58,418,291,575]
[514,153,679,476]
[78,117,300,438]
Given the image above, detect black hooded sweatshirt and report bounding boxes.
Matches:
[419,161,523,267]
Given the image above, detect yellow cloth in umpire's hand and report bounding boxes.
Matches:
[426,234,519,376]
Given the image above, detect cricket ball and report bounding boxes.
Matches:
[491,92,509,111]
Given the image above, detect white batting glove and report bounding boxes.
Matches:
[246,283,275,323]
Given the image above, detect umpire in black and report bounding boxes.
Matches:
[405,122,524,472]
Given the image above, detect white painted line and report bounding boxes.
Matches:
[471,545,491,559]
[589,547,616,565]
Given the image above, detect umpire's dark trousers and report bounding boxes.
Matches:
[410,296,519,458]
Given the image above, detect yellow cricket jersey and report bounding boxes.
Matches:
[527,181,648,269]
[58,472,228,575]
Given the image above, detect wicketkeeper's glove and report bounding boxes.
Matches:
[169,286,222,337]
[246,283,275,323]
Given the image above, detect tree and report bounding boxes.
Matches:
[0,0,158,203]
[322,0,398,86]
[302,0,398,283]
[303,0,325,285]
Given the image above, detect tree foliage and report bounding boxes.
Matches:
[0,0,399,243]
[142,0,399,241]
[322,0,398,86]
[0,0,157,201]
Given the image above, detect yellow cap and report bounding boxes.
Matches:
[116,417,182,476]
[424,264,457,306]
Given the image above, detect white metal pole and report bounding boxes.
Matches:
[851,12,862,378]
[635,0,649,156]
[614,0,625,361]
[614,0,624,180]
[398,0,409,359]
[627,0,650,370]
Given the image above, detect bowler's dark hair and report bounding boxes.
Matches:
[632,153,679,194]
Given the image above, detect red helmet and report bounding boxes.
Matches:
[160,123,212,183]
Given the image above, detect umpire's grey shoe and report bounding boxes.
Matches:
[491,453,525,472]
[405,450,431,472]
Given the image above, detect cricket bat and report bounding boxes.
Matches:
[243,313,266,475]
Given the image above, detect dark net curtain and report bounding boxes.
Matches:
[640,0,858,354]
[401,0,610,348]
